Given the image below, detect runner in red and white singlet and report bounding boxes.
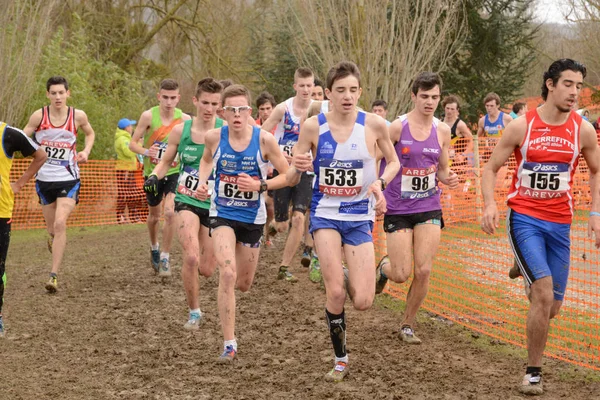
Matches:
[481,59,600,396]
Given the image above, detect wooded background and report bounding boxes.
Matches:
[0,0,597,159]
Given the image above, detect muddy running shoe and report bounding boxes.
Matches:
[309,257,322,283]
[509,264,522,279]
[158,258,171,278]
[0,316,5,338]
[375,255,389,294]
[301,246,312,268]
[520,373,543,395]
[150,249,160,273]
[325,361,348,382]
[400,325,422,344]
[45,275,58,293]
[217,345,237,363]
[47,234,54,253]
[183,311,203,331]
[277,266,298,283]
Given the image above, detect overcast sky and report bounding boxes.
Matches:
[534,0,569,24]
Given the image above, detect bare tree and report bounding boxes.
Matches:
[565,1,600,84]
[280,0,467,116]
[0,1,63,125]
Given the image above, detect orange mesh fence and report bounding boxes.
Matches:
[11,160,148,229]
[10,140,600,370]
[374,137,600,371]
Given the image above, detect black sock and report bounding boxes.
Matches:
[50,272,57,278]
[325,309,346,358]
[526,366,542,376]
[304,246,312,254]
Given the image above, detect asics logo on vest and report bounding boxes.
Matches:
[330,160,354,168]
[532,164,558,172]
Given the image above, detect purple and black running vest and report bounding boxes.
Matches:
[381,114,442,215]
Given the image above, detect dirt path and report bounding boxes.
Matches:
[1,225,598,399]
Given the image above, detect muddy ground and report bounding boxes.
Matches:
[1,225,598,399]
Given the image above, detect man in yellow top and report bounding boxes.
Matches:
[114,118,145,224]
[0,122,47,337]
[129,79,191,277]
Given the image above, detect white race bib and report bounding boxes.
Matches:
[519,162,570,199]
[400,166,437,199]
[318,159,363,197]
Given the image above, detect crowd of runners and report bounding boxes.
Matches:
[0,58,598,396]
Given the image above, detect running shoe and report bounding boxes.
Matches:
[309,257,322,283]
[400,325,421,344]
[301,246,312,268]
[277,266,298,283]
[520,373,543,395]
[375,255,389,294]
[217,345,237,363]
[183,311,203,331]
[509,264,522,279]
[45,275,58,293]
[325,361,348,382]
[47,234,54,253]
[158,258,171,277]
[151,249,160,273]
[0,316,5,338]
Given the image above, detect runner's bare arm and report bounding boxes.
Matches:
[481,117,525,234]
[194,129,218,200]
[287,116,318,187]
[458,121,473,139]
[436,122,458,188]
[503,113,514,126]
[11,147,47,194]
[306,101,322,119]
[580,121,600,247]
[75,110,95,163]
[476,116,485,137]
[260,103,285,133]
[372,115,399,187]
[22,109,43,137]
[129,110,152,156]
[261,131,289,191]
[150,123,183,180]
[377,117,401,162]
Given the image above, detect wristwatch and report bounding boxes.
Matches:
[378,178,387,190]
[259,179,268,193]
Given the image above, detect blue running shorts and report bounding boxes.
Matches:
[507,208,571,301]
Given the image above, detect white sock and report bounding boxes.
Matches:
[224,339,237,351]
[335,355,349,364]
[160,252,169,261]
[190,308,201,316]
[151,243,159,251]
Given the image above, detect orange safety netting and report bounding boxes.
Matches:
[374,137,600,371]
[10,160,148,229]
[10,138,600,371]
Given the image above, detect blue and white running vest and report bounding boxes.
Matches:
[274,97,312,159]
[311,111,377,221]
[210,126,269,224]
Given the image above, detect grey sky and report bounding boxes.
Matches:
[534,0,569,24]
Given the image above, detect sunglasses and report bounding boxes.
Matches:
[222,106,251,114]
